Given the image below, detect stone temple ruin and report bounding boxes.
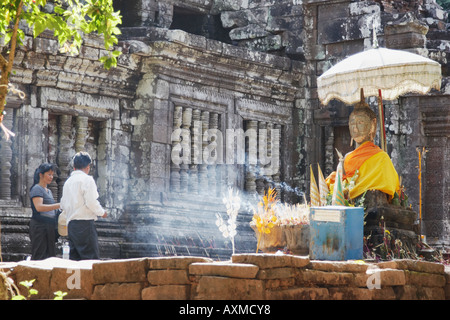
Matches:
[0,0,449,261]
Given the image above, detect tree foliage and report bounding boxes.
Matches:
[0,0,122,121]
[437,0,450,11]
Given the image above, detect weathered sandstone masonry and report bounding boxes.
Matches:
[1,254,449,300]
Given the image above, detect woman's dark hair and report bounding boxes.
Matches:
[31,163,57,190]
[73,151,92,170]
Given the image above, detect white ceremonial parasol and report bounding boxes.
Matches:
[317,43,441,151]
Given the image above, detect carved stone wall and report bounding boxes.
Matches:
[119,26,301,258]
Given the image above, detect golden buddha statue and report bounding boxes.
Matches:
[327,101,400,200]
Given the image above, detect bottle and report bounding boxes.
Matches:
[62,242,70,259]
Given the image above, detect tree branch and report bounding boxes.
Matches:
[0,1,23,119]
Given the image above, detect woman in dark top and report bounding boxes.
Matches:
[29,163,60,260]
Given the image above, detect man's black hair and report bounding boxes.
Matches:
[73,151,92,170]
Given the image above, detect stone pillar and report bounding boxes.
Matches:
[208,112,219,196]
[421,97,450,246]
[245,120,257,195]
[264,122,274,191]
[47,114,59,201]
[324,126,334,176]
[57,114,73,200]
[256,121,266,195]
[0,109,14,200]
[180,108,192,193]
[198,111,210,194]
[272,123,282,196]
[97,119,111,211]
[75,116,89,152]
[189,109,201,194]
[170,106,182,193]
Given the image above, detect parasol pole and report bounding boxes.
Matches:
[378,89,387,152]
[416,147,427,238]
[372,21,387,152]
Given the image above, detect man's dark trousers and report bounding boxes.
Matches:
[68,220,100,260]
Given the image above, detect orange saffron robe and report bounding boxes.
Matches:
[326,141,400,199]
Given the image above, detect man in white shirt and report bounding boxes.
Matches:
[60,151,107,260]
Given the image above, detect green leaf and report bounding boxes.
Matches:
[53,290,68,300]
[29,289,38,295]
[1,0,122,70]
[19,279,35,289]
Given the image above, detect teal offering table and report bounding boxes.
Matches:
[309,206,364,260]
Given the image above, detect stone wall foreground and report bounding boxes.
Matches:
[1,254,449,301]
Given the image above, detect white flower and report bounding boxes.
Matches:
[217,187,241,254]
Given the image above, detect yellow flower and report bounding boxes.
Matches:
[252,188,279,252]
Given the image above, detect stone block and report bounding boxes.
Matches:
[34,37,60,55]
[192,276,264,300]
[349,2,380,16]
[232,253,309,269]
[377,259,445,274]
[51,266,95,300]
[367,268,406,287]
[141,285,190,300]
[240,34,282,52]
[91,282,145,300]
[393,285,417,300]
[151,142,169,164]
[298,269,354,287]
[221,8,268,29]
[211,0,244,14]
[404,271,446,288]
[266,287,329,300]
[421,287,445,300]
[445,268,450,300]
[63,57,90,74]
[309,260,368,273]
[370,287,397,300]
[35,70,59,86]
[385,32,427,50]
[317,17,348,44]
[189,262,259,279]
[229,24,269,41]
[149,162,169,179]
[444,283,450,300]
[328,287,373,300]
[154,79,170,100]
[257,267,295,280]
[353,272,370,288]
[393,285,445,300]
[264,278,296,290]
[12,258,65,299]
[92,258,148,284]
[148,256,213,270]
[148,269,190,285]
